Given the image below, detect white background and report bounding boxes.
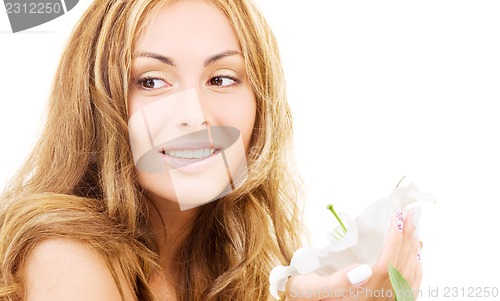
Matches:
[1,1,499,300]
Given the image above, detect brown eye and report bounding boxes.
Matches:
[210,77,224,86]
[208,75,241,87]
[137,77,169,90]
[143,78,156,88]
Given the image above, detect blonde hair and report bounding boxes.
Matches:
[0,194,157,300]
[0,0,302,300]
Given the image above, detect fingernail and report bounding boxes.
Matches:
[347,264,372,285]
[412,207,422,227]
[396,211,404,231]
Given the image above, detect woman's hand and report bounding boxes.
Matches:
[284,208,422,301]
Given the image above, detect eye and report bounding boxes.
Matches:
[136,77,170,90]
[208,75,241,87]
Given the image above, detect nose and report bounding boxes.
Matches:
[174,89,208,130]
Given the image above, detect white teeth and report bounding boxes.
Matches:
[182,150,194,159]
[164,148,215,159]
[193,149,204,159]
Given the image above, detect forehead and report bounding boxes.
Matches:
[136,0,241,56]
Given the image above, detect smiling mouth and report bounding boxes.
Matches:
[158,147,222,171]
[133,126,240,173]
[160,148,217,159]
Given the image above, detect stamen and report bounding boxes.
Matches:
[327,204,347,234]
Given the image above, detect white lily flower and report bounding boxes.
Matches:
[269,183,435,300]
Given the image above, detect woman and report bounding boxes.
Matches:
[0,0,421,300]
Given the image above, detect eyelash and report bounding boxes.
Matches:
[208,74,242,88]
[135,76,169,91]
[134,74,242,91]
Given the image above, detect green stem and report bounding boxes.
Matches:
[327,204,347,233]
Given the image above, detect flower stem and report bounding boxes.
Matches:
[327,204,347,233]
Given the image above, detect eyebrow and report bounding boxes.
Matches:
[136,51,176,66]
[203,50,241,67]
[134,50,242,67]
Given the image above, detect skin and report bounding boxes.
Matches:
[20,1,422,300]
[128,0,256,211]
[21,210,421,301]
[285,209,423,301]
[20,239,135,301]
[128,0,256,299]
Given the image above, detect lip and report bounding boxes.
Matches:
[158,129,222,152]
[156,127,240,173]
[161,149,222,173]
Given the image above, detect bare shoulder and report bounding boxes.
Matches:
[20,238,136,301]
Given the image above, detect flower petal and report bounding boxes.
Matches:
[392,183,435,210]
[269,183,435,293]
[289,247,322,274]
[327,215,358,250]
[269,265,289,300]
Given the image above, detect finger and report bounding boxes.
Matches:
[374,212,403,271]
[323,265,373,301]
[418,241,423,262]
[413,243,423,290]
[401,237,419,283]
[412,261,423,294]
[285,265,373,301]
[397,208,420,280]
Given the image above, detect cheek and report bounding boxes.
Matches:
[239,96,257,150]
[210,93,256,150]
[136,170,178,203]
[241,105,256,150]
[129,89,257,209]
[127,92,149,118]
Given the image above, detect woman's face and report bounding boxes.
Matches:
[128,0,256,211]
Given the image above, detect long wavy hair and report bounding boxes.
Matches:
[0,0,303,300]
